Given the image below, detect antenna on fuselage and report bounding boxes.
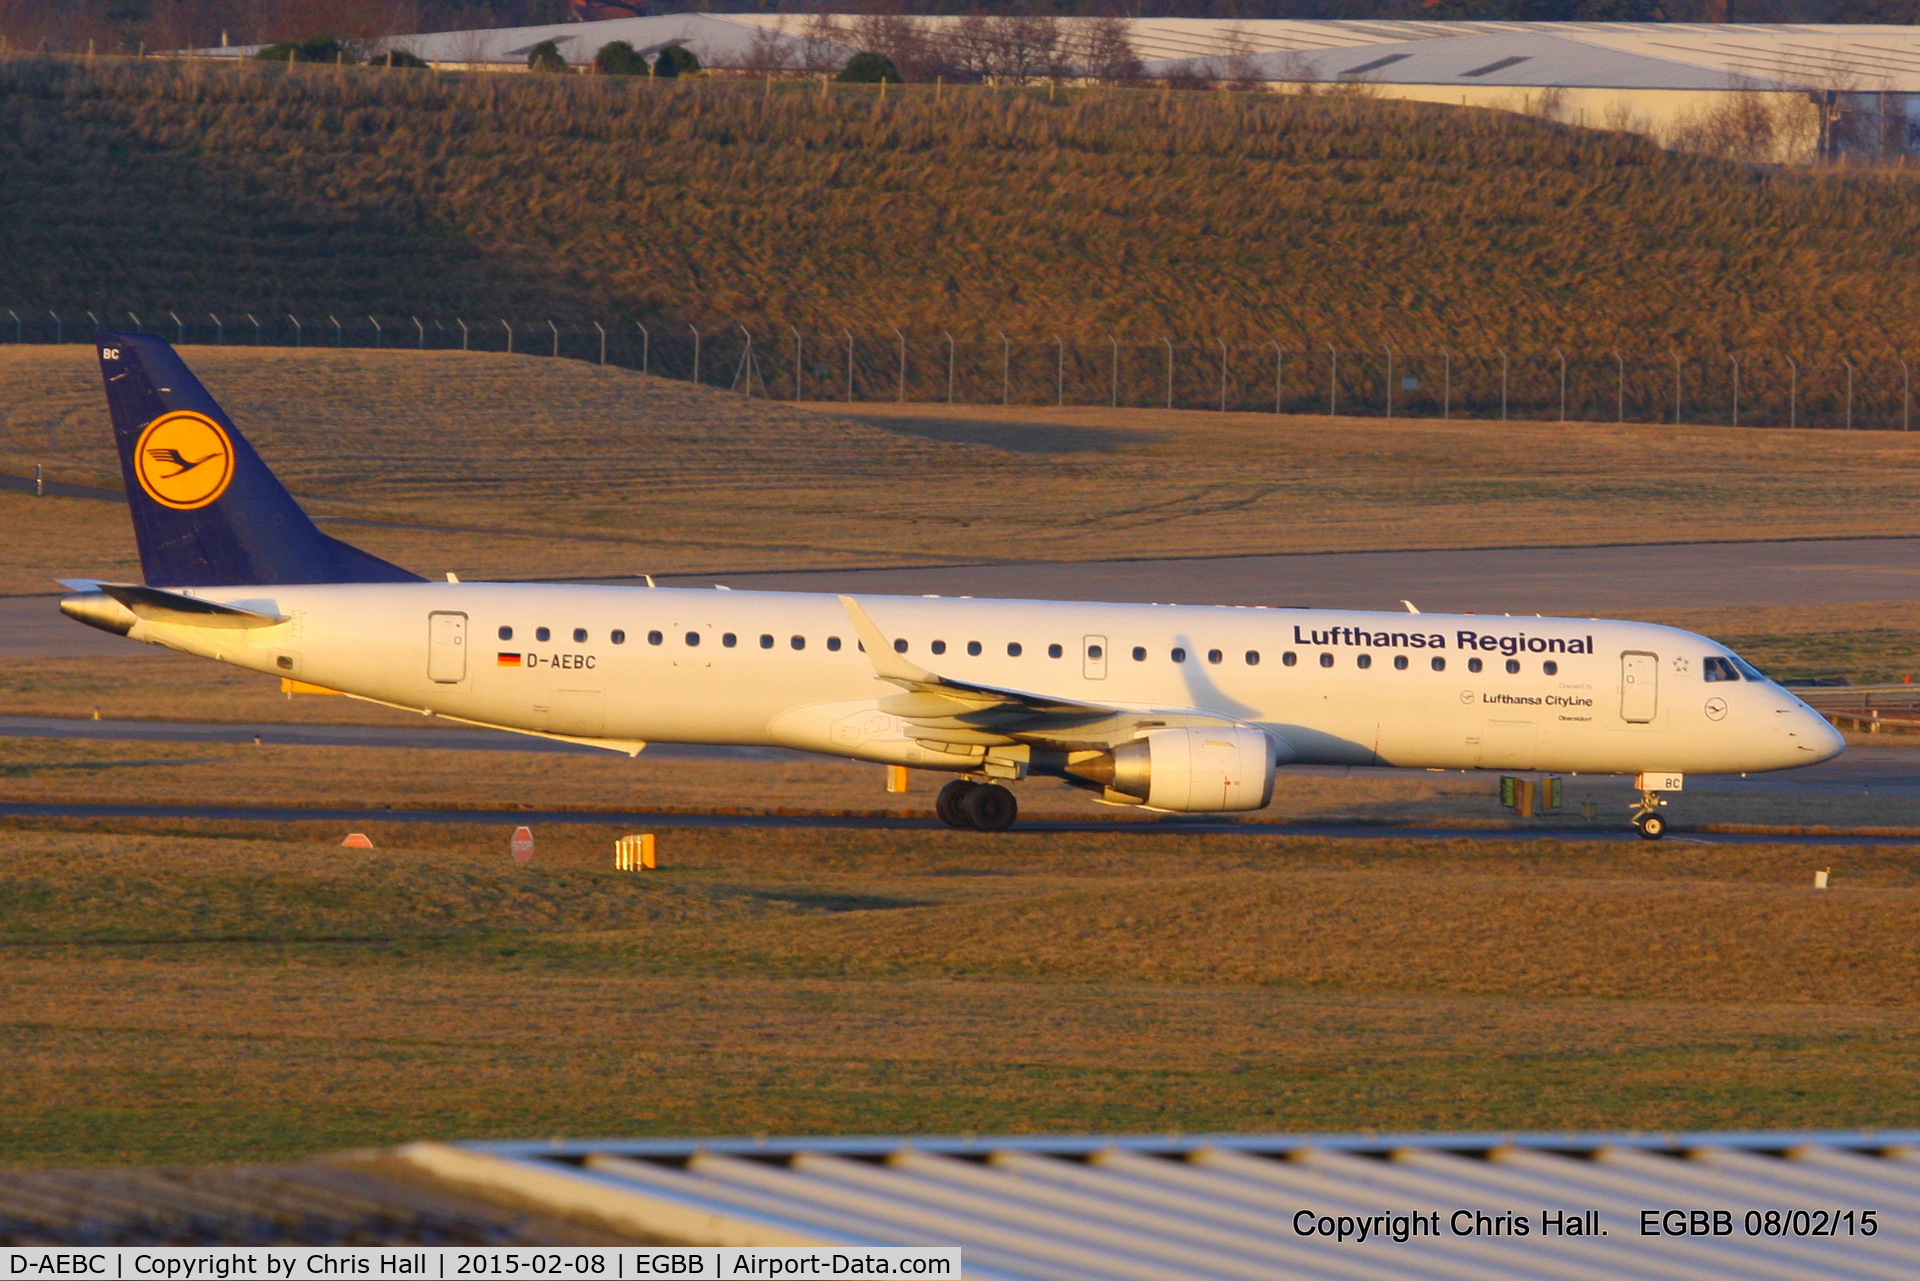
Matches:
[1401,599,1421,614]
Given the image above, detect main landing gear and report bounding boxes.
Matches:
[936,778,1019,832]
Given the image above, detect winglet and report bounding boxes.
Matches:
[839,595,935,686]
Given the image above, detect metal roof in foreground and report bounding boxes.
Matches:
[400,1129,1920,1278]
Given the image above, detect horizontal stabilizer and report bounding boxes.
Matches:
[98,583,288,629]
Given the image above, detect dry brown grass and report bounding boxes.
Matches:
[10,347,1920,596]
[3,822,1918,1165]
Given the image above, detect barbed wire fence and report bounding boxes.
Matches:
[6,309,1911,431]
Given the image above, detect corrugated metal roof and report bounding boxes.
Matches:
[1234,31,1782,90]
[403,1130,1920,1279]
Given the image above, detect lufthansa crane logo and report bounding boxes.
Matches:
[133,411,235,510]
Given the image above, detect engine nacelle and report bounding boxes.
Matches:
[1090,725,1280,812]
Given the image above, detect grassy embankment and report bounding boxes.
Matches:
[3,819,1918,1166]
[2,58,1918,418]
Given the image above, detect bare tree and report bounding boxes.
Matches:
[1220,25,1266,94]
[794,10,848,76]
[1072,16,1144,87]
[739,20,796,76]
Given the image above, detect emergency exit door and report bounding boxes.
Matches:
[429,611,468,683]
[1620,651,1657,723]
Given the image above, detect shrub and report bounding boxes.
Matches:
[372,49,430,70]
[526,39,568,74]
[252,35,356,64]
[836,52,902,84]
[593,41,645,77]
[652,45,700,79]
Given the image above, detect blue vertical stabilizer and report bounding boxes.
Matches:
[96,333,421,586]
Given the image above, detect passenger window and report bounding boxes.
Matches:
[791,635,806,650]
[1543,659,1557,675]
[1505,658,1520,674]
[1357,654,1372,669]
[647,630,663,646]
[894,639,909,653]
[498,625,513,641]
[1393,655,1408,670]
[1245,651,1260,666]
[1431,656,1445,672]
[1170,647,1186,662]
[722,633,737,648]
[1009,642,1023,657]
[1282,652,1297,667]
[760,634,774,649]
[931,640,946,655]
[536,627,551,642]
[1207,649,1222,665]
[612,629,626,645]
[1089,644,1105,660]
[1703,656,1740,682]
[1468,657,1482,673]
[1318,653,1333,668]
[686,631,701,647]
[1047,643,1061,658]
[573,628,588,643]
[967,641,982,656]
[827,636,842,651]
[1132,646,1147,661]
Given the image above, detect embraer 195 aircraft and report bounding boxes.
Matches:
[60,335,1843,838]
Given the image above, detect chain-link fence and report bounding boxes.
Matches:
[7,310,1912,431]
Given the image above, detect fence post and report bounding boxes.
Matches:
[330,315,342,347]
[1787,355,1797,428]
[944,331,955,405]
[170,312,184,343]
[550,319,560,359]
[1498,348,1508,421]
[1728,352,1739,427]
[249,314,261,346]
[210,313,223,346]
[1555,349,1566,423]
[457,318,468,351]
[790,326,802,400]
[1054,334,1065,407]
[1383,343,1394,420]
[736,324,754,396]
[893,325,907,403]
[1441,346,1451,420]
[690,324,700,385]
[1217,339,1228,412]
[414,316,425,349]
[636,323,648,374]
[1000,331,1010,406]
[1272,340,1283,415]
[1106,331,1119,409]
[1901,357,1910,432]
[1164,338,1173,410]
[1842,356,1854,430]
[594,321,606,365]
[1613,350,1624,423]
[1671,349,1682,425]
[288,315,302,347]
[370,316,383,349]
[844,329,854,403]
[1327,343,1338,416]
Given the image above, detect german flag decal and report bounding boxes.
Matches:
[497,653,522,667]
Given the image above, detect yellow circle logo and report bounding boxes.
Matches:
[133,411,235,510]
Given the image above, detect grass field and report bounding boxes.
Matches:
[10,346,1920,596]
[3,819,1916,1166]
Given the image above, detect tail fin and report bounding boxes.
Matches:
[96,333,420,586]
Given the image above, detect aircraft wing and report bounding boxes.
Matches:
[838,596,1241,748]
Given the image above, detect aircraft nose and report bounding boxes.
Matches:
[1794,703,1845,764]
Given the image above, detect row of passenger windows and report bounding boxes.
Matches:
[495,624,1561,675]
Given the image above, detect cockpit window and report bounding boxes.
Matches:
[1730,654,1768,682]
[1703,656,1741,683]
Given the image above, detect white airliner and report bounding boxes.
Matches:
[60,335,1843,838]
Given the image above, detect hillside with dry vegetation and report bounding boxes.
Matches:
[2,55,1918,377]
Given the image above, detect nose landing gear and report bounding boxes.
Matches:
[935,778,1019,831]
[1630,789,1669,840]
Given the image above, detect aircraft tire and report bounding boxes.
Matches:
[936,779,979,829]
[963,783,1019,832]
[1635,812,1666,840]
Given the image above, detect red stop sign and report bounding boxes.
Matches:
[510,825,534,864]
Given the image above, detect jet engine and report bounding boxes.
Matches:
[1071,725,1280,812]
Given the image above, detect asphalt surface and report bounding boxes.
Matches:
[11,536,1920,660]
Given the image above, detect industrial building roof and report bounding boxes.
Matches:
[204,19,1920,93]
[402,1128,1920,1279]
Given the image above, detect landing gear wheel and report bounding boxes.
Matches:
[936,779,979,829]
[1634,812,1667,840]
[962,782,1019,832]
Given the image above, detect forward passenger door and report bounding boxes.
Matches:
[1620,651,1658,723]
